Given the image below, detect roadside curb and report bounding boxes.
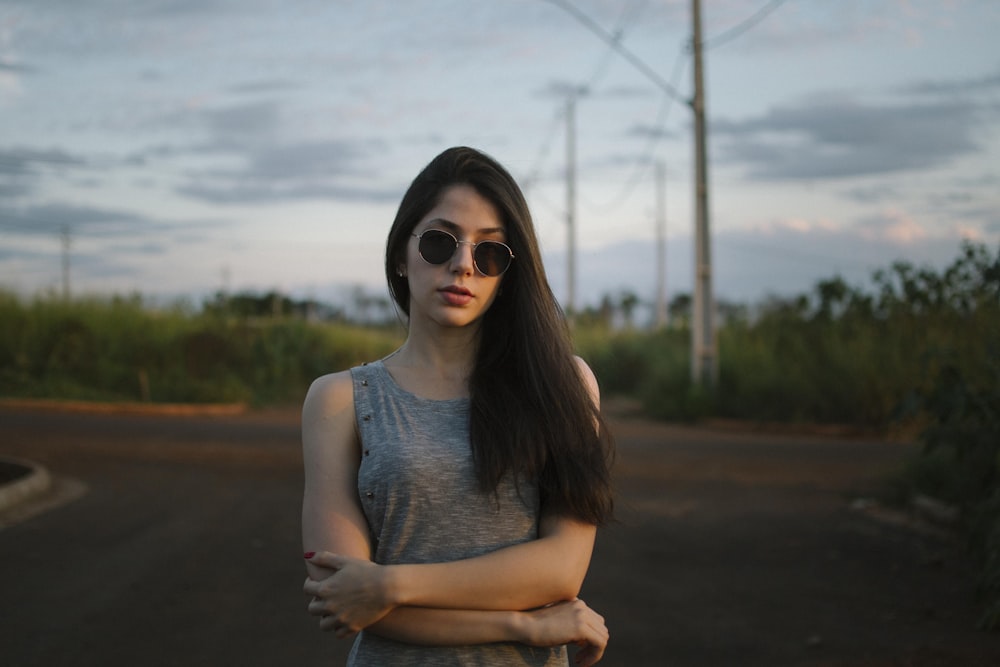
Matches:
[0,398,248,417]
[0,457,52,514]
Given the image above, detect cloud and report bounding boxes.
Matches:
[0,203,143,237]
[704,0,978,55]
[841,183,900,204]
[899,67,1000,96]
[598,84,655,99]
[131,0,232,19]
[626,122,679,140]
[176,127,401,205]
[0,146,87,173]
[0,181,30,197]
[857,208,928,244]
[948,204,1000,234]
[541,219,978,311]
[104,240,170,256]
[176,146,401,203]
[535,80,591,98]
[0,146,89,197]
[0,59,37,74]
[176,178,402,205]
[0,245,47,262]
[0,201,223,240]
[202,102,282,147]
[118,99,404,206]
[0,199,233,292]
[226,79,301,95]
[714,96,983,180]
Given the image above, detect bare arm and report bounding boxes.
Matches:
[300,371,371,581]
[362,601,608,665]
[381,514,595,609]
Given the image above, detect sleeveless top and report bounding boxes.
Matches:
[347,360,567,666]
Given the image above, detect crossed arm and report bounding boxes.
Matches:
[300,368,608,664]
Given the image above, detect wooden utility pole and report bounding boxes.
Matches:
[61,224,71,300]
[655,161,668,328]
[691,0,716,385]
[565,94,578,322]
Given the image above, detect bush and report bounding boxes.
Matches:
[913,347,1000,629]
[0,292,401,406]
[575,326,712,421]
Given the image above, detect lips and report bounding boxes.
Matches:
[439,285,473,306]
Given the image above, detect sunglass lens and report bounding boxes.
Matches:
[475,242,511,277]
[418,230,456,264]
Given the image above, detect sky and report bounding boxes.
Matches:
[1,0,998,319]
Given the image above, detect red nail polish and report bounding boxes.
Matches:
[303,551,315,559]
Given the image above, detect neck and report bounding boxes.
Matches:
[391,321,481,381]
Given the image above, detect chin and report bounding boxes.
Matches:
[432,308,486,329]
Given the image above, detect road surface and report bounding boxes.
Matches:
[0,405,997,666]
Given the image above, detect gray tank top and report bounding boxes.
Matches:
[347,360,567,666]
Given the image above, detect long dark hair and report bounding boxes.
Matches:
[386,147,614,525]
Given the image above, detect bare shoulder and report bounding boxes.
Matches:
[572,355,601,408]
[302,370,355,419]
[301,370,369,561]
[301,370,357,457]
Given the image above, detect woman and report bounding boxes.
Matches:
[301,146,615,665]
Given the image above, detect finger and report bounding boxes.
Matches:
[576,638,606,666]
[586,615,609,642]
[308,551,345,569]
[303,578,320,596]
[306,599,328,617]
[319,613,349,633]
[575,646,600,666]
[320,615,359,639]
[574,625,607,665]
[579,608,607,637]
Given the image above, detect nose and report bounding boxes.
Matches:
[449,240,475,275]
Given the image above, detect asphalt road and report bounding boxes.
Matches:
[1,405,997,666]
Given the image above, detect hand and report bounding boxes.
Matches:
[522,599,608,666]
[303,552,395,638]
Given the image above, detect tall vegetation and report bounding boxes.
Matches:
[578,241,1000,628]
[579,242,998,431]
[0,292,401,406]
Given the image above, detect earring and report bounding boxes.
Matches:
[396,266,407,278]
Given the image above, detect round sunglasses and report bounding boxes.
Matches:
[412,229,514,277]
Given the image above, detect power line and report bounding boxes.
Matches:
[541,0,688,106]
[530,0,690,215]
[704,0,788,50]
[580,44,690,214]
[522,105,566,192]
[524,0,652,190]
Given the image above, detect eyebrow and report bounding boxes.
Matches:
[425,218,506,237]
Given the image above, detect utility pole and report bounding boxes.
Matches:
[655,161,668,329]
[61,224,71,300]
[691,0,716,385]
[544,0,716,363]
[565,94,578,322]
